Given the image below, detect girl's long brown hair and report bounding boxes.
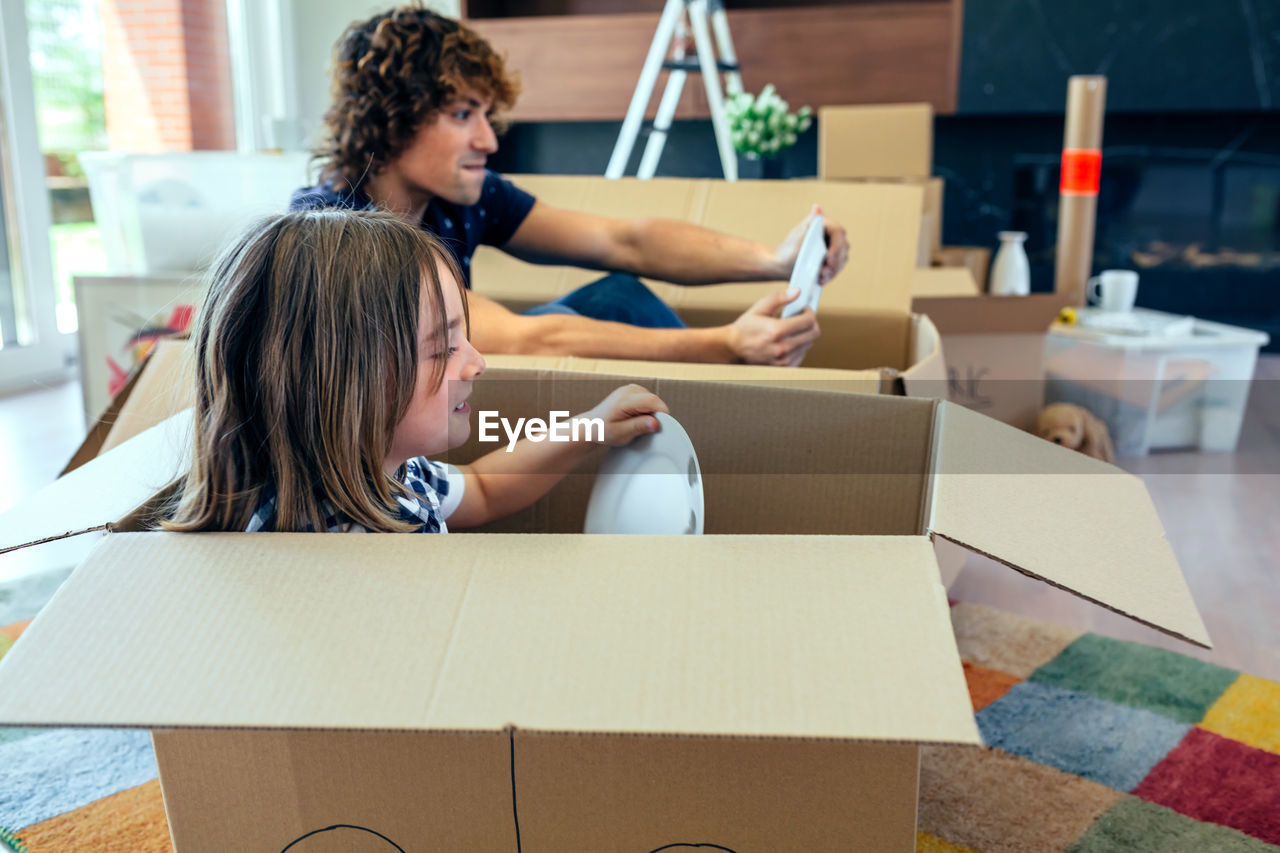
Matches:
[163,209,466,533]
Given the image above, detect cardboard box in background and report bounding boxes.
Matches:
[911,267,980,300]
[471,176,946,396]
[72,273,204,427]
[0,365,1209,852]
[920,177,944,256]
[818,103,933,179]
[914,281,1073,430]
[931,244,992,292]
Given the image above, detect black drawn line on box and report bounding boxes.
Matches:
[280,824,406,852]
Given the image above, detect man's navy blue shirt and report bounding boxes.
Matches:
[288,170,536,288]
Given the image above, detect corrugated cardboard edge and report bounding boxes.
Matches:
[896,313,947,397]
[481,353,886,388]
[0,524,111,556]
[101,724,984,747]
[931,530,1211,649]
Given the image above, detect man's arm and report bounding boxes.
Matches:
[466,290,818,366]
[503,201,849,286]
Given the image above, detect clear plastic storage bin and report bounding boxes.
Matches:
[1045,308,1270,456]
[81,151,313,274]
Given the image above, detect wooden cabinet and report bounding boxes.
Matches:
[464,1,963,122]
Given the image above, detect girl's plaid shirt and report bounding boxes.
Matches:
[245,458,463,533]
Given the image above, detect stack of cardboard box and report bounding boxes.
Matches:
[818,103,948,271]
[820,102,1072,431]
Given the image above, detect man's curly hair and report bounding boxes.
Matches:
[317,4,520,191]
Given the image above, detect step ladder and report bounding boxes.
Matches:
[605,0,743,181]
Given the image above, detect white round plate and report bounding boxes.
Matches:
[583,412,704,535]
[780,214,826,319]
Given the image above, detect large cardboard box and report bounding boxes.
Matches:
[470,176,944,393]
[71,272,203,426]
[0,364,1208,852]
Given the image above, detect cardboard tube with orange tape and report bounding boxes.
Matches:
[1054,75,1107,305]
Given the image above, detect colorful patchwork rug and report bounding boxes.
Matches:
[0,603,1277,852]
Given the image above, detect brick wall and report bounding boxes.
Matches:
[101,0,234,152]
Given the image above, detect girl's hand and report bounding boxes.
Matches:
[579,384,670,447]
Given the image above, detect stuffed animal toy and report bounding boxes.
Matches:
[1035,402,1115,463]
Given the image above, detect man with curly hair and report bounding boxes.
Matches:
[292,3,851,365]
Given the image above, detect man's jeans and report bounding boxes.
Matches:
[523,273,687,329]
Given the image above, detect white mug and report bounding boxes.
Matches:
[1087,270,1139,313]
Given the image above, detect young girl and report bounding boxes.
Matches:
[164,208,668,533]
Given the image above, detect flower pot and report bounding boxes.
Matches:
[737,155,785,180]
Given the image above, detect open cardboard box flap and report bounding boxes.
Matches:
[0,530,980,744]
[914,292,1072,335]
[927,402,1208,646]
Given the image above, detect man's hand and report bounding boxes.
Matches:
[578,384,670,447]
[727,289,821,367]
[774,204,851,286]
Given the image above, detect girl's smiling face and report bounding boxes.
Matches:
[386,268,485,473]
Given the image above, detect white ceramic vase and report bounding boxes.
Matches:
[989,231,1030,296]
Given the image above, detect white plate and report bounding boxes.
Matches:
[780,215,826,319]
[583,412,704,535]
